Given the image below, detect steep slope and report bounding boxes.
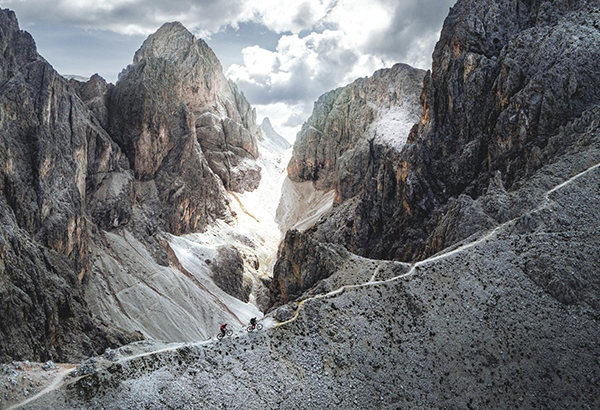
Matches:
[0,12,273,362]
[285,0,600,263]
[0,9,140,363]
[22,148,600,409]
[81,24,278,342]
[274,63,425,301]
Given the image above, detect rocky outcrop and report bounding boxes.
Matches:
[271,230,349,306]
[0,9,140,362]
[280,0,600,263]
[288,63,425,201]
[210,245,252,303]
[0,12,266,362]
[110,22,260,205]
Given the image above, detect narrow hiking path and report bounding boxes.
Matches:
[10,160,599,409]
[4,366,76,410]
[275,160,600,327]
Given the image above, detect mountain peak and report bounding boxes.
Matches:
[133,21,200,64]
[261,117,291,150]
[261,117,273,130]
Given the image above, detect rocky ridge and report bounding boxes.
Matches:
[273,62,425,302]
[21,147,600,409]
[273,0,600,305]
[0,10,270,363]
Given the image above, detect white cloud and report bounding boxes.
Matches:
[227,30,388,106]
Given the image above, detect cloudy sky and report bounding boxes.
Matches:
[5,0,456,140]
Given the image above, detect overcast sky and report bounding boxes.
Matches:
[5,0,456,141]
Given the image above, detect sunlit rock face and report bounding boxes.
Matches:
[261,117,291,151]
[288,63,425,201]
[0,11,272,363]
[107,21,262,236]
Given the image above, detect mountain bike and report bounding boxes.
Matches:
[246,323,263,332]
[217,329,233,340]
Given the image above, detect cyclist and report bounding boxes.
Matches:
[220,323,228,337]
[249,317,257,330]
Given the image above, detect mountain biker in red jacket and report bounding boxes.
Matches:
[220,323,227,336]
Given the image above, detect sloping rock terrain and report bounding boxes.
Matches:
[273,0,600,302]
[0,10,266,363]
[24,148,600,409]
[12,0,600,409]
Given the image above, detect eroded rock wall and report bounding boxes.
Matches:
[0,9,140,362]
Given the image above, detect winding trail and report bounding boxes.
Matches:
[9,160,599,409]
[5,366,76,410]
[275,160,600,327]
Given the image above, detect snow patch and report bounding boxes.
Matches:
[368,106,416,150]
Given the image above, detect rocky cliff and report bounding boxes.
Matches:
[277,0,600,268]
[0,11,267,363]
[288,63,425,201]
[3,0,600,408]
[273,63,425,301]
[107,22,261,236]
[0,9,140,363]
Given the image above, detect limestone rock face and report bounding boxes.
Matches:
[110,22,260,209]
[353,0,600,261]
[288,63,425,201]
[273,63,425,296]
[0,9,140,362]
[0,12,265,362]
[70,74,112,130]
[281,0,600,263]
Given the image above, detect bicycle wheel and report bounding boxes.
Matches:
[247,325,254,332]
[217,333,223,341]
[226,329,233,336]
[256,323,263,330]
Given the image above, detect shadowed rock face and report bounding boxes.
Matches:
[271,230,349,306]
[354,0,600,261]
[280,0,600,264]
[0,9,140,362]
